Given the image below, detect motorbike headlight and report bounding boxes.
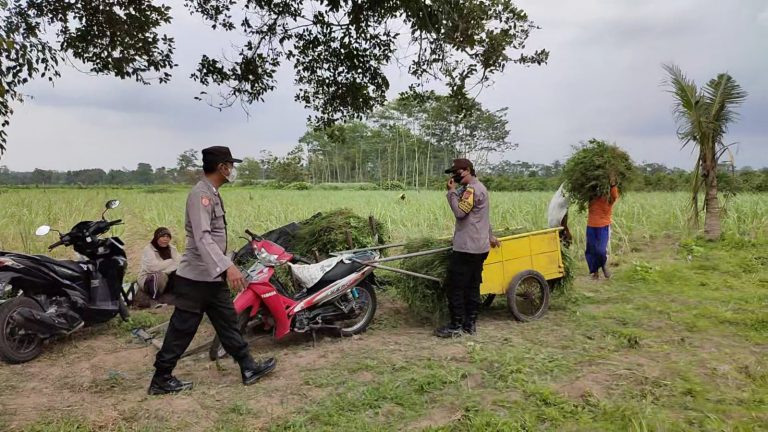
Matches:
[256,248,280,267]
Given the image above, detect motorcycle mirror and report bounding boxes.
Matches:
[105,200,120,210]
[35,225,51,236]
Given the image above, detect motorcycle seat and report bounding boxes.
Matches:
[306,260,367,292]
[33,255,89,280]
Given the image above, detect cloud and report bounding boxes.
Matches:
[759,6,768,26]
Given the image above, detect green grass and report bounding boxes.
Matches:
[0,189,765,271]
[260,239,768,431]
[2,189,766,431]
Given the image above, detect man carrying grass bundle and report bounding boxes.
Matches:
[561,139,634,281]
[435,159,500,338]
[586,173,619,280]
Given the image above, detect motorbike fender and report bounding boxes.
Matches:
[251,283,296,340]
[233,288,261,316]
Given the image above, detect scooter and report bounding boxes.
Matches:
[0,200,129,364]
[209,229,378,360]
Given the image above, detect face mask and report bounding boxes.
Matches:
[222,165,238,183]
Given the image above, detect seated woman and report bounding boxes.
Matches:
[136,227,180,308]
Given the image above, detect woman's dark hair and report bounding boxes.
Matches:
[151,227,173,260]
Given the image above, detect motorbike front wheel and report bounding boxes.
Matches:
[0,297,44,364]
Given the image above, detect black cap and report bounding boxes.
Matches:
[444,158,473,174]
[202,146,243,165]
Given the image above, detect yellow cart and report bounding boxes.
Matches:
[480,227,564,321]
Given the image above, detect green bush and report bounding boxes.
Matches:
[283,181,313,190]
[315,183,342,191]
[382,180,406,191]
[356,183,380,191]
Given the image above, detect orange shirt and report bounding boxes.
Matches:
[587,186,619,227]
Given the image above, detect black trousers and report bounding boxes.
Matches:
[154,275,250,373]
[446,251,489,324]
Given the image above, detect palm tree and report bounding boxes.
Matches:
[663,64,748,240]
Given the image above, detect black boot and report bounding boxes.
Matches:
[148,371,193,395]
[462,320,477,335]
[463,304,479,335]
[239,356,277,386]
[434,317,463,338]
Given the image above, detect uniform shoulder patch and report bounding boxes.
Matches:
[458,186,475,213]
[201,195,211,207]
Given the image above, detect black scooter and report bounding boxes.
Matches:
[0,200,129,363]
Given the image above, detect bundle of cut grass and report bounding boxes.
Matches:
[292,208,389,258]
[562,139,636,212]
[392,237,453,323]
[550,243,574,293]
[392,228,529,323]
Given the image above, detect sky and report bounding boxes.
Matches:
[2,0,767,172]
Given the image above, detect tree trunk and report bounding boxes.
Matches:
[703,163,721,240]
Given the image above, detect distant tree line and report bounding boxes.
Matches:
[2,158,766,193]
[2,93,766,193]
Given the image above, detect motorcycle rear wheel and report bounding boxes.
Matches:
[0,297,44,364]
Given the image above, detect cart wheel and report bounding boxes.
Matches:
[480,294,496,309]
[506,270,550,322]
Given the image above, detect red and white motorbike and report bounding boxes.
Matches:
[209,230,378,360]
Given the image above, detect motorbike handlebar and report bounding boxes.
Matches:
[109,219,123,226]
[244,229,262,240]
[48,240,64,250]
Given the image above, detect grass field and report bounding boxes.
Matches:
[0,188,766,431]
[0,188,765,276]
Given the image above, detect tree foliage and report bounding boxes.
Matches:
[0,0,548,155]
[0,0,175,153]
[301,91,513,187]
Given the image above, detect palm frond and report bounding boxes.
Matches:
[662,63,706,150]
[704,73,748,156]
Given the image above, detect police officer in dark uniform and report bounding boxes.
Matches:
[148,146,276,395]
[435,158,500,338]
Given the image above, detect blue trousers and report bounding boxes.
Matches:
[585,225,610,274]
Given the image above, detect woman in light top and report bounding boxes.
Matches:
[136,227,180,307]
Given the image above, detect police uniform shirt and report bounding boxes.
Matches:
[446,177,494,254]
[176,178,233,281]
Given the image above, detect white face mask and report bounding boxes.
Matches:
[224,166,238,183]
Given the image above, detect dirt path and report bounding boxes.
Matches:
[0,301,445,430]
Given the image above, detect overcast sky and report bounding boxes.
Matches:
[2,0,767,171]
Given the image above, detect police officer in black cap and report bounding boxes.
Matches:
[435,158,499,338]
[148,146,276,395]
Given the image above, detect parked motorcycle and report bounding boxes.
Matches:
[0,200,129,364]
[209,229,378,360]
